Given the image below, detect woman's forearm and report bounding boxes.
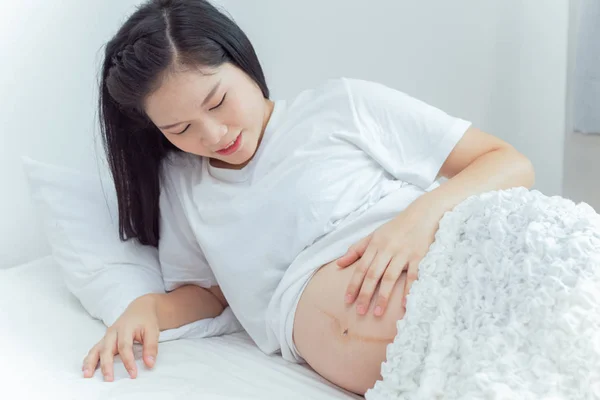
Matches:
[150,285,225,331]
[409,147,535,225]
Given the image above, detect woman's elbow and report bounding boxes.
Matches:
[518,152,535,189]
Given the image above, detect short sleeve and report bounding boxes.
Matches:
[159,163,218,291]
[344,78,472,189]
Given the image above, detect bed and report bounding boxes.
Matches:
[0,255,361,400]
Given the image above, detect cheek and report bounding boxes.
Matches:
[228,95,260,126]
[163,133,198,153]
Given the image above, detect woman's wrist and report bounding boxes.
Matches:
[127,293,170,331]
[130,292,160,310]
[143,286,224,331]
[151,293,173,331]
[402,194,444,228]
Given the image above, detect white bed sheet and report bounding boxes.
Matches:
[0,256,361,400]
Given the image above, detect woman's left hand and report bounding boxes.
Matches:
[336,208,439,316]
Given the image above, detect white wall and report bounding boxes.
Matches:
[1,0,572,268]
[0,0,141,268]
[562,0,600,212]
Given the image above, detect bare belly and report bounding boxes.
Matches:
[293,259,407,395]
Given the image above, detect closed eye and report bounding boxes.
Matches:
[170,93,227,135]
[210,93,226,111]
[174,125,190,135]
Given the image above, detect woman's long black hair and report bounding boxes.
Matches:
[99,0,269,247]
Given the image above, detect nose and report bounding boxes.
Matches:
[200,120,227,147]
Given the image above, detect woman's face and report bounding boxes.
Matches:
[144,62,274,169]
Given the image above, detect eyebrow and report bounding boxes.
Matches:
[158,79,222,130]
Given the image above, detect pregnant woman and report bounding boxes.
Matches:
[82,0,538,396]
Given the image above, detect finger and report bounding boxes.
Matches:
[82,344,101,378]
[337,235,371,268]
[100,331,118,382]
[402,260,420,306]
[141,326,159,369]
[345,246,377,305]
[374,256,408,317]
[355,251,392,315]
[118,330,137,379]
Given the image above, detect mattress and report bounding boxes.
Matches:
[0,256,361,400]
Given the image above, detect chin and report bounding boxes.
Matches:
[238,143,258,162]
[222,152,250,168]
[217,135,258,167]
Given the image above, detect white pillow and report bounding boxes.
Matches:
[22,156,242,341]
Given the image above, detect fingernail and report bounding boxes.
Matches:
[374,306,382,316]
[128,369,135,377]
[148,356,155,363]
[402,297,407,307]
[83,369,89,376]
[357,304,366,315]
[345,294,353,303]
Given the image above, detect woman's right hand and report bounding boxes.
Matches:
[82,294,160,382]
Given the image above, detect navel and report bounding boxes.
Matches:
[317,307,395,344]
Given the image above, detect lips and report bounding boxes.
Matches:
[217,138,237,152]
[215,133,242,155]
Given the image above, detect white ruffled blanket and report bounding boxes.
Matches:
[366,188,600,400]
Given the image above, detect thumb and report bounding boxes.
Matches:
[141,326,159,369]
[337,235,371,268]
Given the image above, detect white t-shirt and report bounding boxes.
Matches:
[158,77,472,363]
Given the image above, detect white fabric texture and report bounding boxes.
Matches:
[158,76,471,362]
[0,256,360,400]
[573,0,600,134]
[21,157,242,341]
[366,187,600,400]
